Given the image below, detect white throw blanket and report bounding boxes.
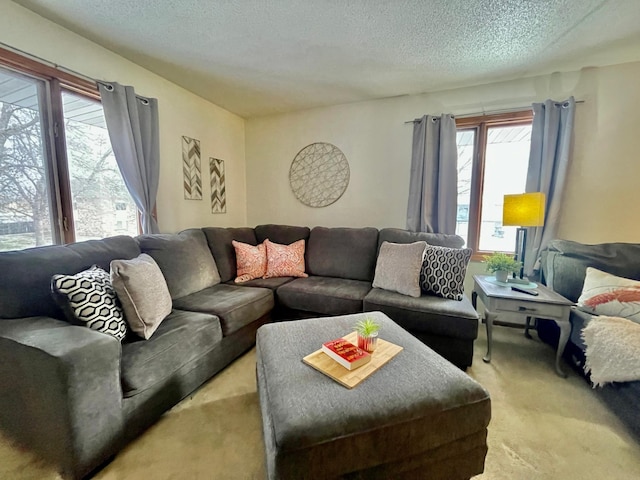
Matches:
[582,315,640,387]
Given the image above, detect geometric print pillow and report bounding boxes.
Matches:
[419,245,473,301]
[51,265,128,341]
[577,267,640,324]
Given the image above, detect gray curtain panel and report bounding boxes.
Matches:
[406,114,458,235]
[98,82,160,234]
[524,97,576,275]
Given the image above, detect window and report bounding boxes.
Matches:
[0,47,138,251]
[455,111,533,258]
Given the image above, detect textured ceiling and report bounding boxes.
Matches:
[11,0,640,118]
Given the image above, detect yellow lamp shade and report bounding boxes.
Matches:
[503,193,546,227]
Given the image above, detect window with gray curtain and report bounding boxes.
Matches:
[0,48,138,251]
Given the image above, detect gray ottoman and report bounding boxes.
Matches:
[256,311,491,480]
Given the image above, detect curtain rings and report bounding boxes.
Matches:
[102,83,114,92]
[138,98,150,106]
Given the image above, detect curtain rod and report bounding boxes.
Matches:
[1,41,98,85]
[404,100,585,124]
[0,41,153,100]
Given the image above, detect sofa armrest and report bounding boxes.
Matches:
[0,317,124,479]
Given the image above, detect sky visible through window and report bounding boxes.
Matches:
[456,124,532,251]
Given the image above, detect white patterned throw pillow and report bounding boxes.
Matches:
[51,266,128,341]
[420,245,472,301]
[578,267,640,323]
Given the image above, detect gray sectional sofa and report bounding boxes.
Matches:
[0,224,478,479]
[538,239,640,441]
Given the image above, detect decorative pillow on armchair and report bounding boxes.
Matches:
[263,239,308,278]
[420,245,472,301]
[372,241,426,297]
[111,254,172,339]
[232,240,267,283]
[51,266,128,341]
[578,267,640,323]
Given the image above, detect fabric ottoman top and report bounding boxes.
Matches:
[256,311,490,453]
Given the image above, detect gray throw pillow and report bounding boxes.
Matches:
[137,229,221,299]
[372,241,427,298]
[111,254,172,339]
[420,245,472,301]
[51,266,128,341]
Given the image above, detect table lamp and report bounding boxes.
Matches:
[502,192,546,282]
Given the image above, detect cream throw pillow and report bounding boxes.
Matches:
[578,267,640,323]
[372,241,427,298]
[111,254,172,339]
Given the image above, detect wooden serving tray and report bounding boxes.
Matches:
[302,332,403,389]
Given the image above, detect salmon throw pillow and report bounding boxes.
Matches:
[232,240,267,283]
[263,239,308,279]
[577,267,640,323]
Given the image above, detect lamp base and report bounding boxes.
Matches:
[507,276,532,285]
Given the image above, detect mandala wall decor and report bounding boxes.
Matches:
[182,136,202,200]
[209,157,226,214]
[289,142,350,208]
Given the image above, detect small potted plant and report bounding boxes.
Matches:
[355,317,381,353]
[484,252,521,283]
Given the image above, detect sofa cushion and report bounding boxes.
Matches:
[232,241,267,283]
[306,227,379,281]
[120,309,223,397]
[137,229,221,299]
[277,277,372,315]
[0,235,140,320]
[363,288,478,340]
[110,254,172,339]
[264,239,308,279]
[51,266,128,341]
[172,284,274,336]
[372,241,426,298]
[203,227,258,283]
[255,224,310,245]
[378,228,465,249]
[420,245,472,301]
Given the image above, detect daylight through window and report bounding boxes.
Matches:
[0,48,138,251]
[455,111,533,258]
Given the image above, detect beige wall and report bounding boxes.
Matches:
[0,2,247,233]
[246,62,640,246]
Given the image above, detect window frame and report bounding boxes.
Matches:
[0,46,138,245]
[455,110,534,261]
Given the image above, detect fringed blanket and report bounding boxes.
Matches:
[582,315,640,387]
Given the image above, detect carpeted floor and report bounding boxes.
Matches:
[2,326,640,480]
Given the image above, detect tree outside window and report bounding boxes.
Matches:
[0,52,138,252]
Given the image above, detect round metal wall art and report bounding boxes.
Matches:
[289,142,350,208]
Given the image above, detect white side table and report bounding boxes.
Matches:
[471,275,574,377]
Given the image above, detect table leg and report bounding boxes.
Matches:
[483,311,495,363]
[555,315,571,378]
[524,316,533,339]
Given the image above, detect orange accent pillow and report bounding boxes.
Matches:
[232,240,267,283]
[263,239,308,279]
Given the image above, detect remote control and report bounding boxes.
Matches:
[511,286,539,296]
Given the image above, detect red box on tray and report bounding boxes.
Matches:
[321,338,371,370]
